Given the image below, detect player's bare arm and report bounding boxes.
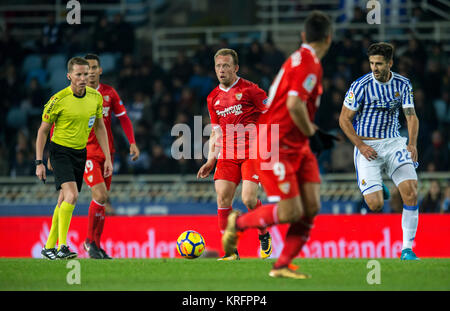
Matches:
[197,129,218,179]
[35,121,52,182]
[286,95,316,137]
[403,107,419,162]
[339,105,377,161]
[93,118,113,178]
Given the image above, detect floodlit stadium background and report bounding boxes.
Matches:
[0,0,449,258]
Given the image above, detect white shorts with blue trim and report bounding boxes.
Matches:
[354,137,418,195]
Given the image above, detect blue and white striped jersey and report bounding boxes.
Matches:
[343,72,414,139]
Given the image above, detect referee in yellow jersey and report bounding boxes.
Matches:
[36,57,113,260]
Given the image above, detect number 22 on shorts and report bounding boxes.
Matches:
[395,149,411,163]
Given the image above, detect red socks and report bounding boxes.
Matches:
[94,204,105,248]
[217,206,232,234]
[219,200,267,235]
[86,200,105,248]
[253,200,267,236]
[224,199,314,267]
[255,199,262,209]
[273,216,314,269]
[236,204,279,231]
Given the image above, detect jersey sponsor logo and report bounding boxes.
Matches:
[103,106,110,117]
[303,73,317,93]
[373,99,401,110]
[88,115,96,128]
[235,93,242,101]
[216,104,243,117]
[46,96,58,114]
[103,95,110,102]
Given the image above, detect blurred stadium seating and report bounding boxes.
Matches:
[22,54,43,74]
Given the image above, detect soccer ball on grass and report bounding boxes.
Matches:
[176,230,205,259]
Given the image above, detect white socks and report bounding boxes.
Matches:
[402,205,419,250]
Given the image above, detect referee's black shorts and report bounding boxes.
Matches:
[49,141,87,192]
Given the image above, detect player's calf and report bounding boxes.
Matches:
[61,189,78,206]
[398,180,418,206]
[217,196,233,209]
[364,191,384,212]
[366,201,384,212]
[91,183,108,205]
[242,197,258,210]
[277,197,304,223]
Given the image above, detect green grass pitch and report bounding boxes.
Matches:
[0,258,449,291]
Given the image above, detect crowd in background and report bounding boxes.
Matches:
[0,10,449,211]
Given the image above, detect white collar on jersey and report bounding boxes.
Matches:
[372,71,394,85]
[219,76,240,92]
[301,43,319,63]
[301,43,317,56]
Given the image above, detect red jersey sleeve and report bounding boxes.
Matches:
[249,84,268,113]
[110,87,127,117]
[286,54,318,102]
[207,95,219,126]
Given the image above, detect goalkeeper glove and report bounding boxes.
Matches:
[309,128,340,156]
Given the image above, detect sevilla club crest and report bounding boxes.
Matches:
[279,182,291,194]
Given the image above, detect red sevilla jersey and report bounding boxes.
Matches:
[86,83,127,157]
[207,77,268,160]
[258,44,323,155]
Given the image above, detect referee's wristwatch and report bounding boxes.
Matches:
[35,160,44,166]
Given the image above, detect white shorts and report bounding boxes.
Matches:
[354,137,417,195]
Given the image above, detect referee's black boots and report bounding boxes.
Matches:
[55,245,77,259]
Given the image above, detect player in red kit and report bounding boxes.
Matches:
[222,12,333,277]
[197,48,273,260]
[82,54,140,259]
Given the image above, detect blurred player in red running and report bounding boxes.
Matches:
[197,48,272,260]
[83,53,140,259]
[222,11,333,277]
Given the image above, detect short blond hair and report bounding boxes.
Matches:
[67,57,89,72]
[214,48,239,65]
